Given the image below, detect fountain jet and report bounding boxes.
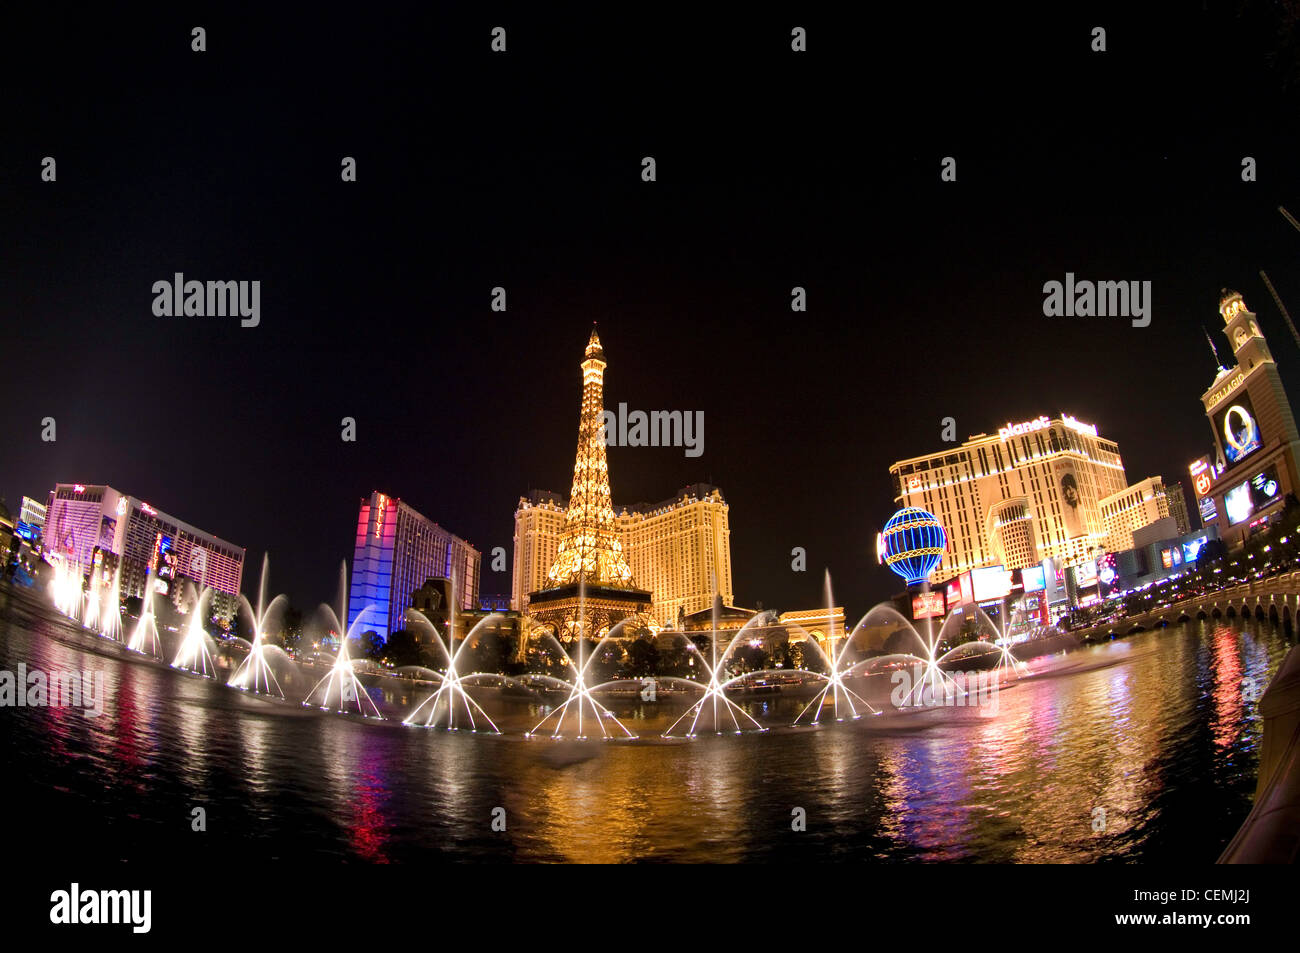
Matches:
[304,561,383,717]
[228,554,289,698]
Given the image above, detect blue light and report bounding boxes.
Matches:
[881,507,948,586]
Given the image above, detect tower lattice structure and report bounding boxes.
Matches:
[546,326,638,589]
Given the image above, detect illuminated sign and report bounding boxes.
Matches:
[74,484,85,493]
[1021,565,1046,593]
[998,415,1051,441]
[1075,560,1098,587]
[1183,537,1207,563]
[1097,553,1119,598]
[1160,547,1182,570]
[946,578,962,607]
[1218,400,1262,465]
[958,572,975,606]
[997,414,1098,442]
[971,565,1013,601]
[142,503,158,516]
[1205,372,1245,411]
[1061,414,1097,437]
[912,592,945,620]
[907,475,923,491]
[116,497,127,515]
[1189,457,1214,497]
[1225,481,1252,525]
[1226,465,1282,526]
[1199,495,1218,523]
[373,494,388,538]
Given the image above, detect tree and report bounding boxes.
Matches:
[733,644,770,673]
[278,606,303,654]
[352,630,384,661]
[625,638,659,677]
[384,628,422,667]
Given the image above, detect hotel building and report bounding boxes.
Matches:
[511,483,734,628]
[1100,476,1192,553]
[19,496,47,530]
[888,415,1128,581]
[43,483,245,620]
[1195,290,1300,547]
[348,490,481,641]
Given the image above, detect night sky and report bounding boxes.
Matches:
[4,4,1300,621]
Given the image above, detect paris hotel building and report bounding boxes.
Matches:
[512,482,734,627]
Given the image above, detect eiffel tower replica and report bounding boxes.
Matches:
[527,326,653,642]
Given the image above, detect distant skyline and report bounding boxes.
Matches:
[5,6,1300,621]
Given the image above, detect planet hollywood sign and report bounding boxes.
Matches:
[997,414,1097,442]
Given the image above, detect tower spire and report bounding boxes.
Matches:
[546,330,636,588]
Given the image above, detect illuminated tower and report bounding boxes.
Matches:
[546,327,637,588]
[1198,289,1300,546]
[528,328,652,641]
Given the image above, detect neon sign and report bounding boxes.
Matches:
[998,416,1051,440]
[997,414,1097,441]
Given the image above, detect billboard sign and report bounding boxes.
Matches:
[1052,458,1085,537]
[912,592,945,620]
[1226,464,1282,526]
[1214,393,1263,466]
[971,565,1013,601]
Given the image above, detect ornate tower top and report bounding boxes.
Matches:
[1220,288,1248,322]
[546,329,637,589]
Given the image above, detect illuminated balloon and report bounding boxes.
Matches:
[879,507,947,586]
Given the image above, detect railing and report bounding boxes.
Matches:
[1219,643,1300,863]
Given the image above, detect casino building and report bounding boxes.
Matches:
[1100,476,1192,553]
[512,483,734,628]
[43,483,245,621]
[514,329,734,634]
[888,414,1129,582]
[1192,290,1300,547]
[348,490,480,642]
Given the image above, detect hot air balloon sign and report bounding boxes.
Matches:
[878,507,947,586]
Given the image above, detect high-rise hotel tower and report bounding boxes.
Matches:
[889,415,1129,582]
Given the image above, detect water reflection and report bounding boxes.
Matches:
[0,591,1293,864]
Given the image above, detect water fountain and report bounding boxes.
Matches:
[787,572,880,726]
[50,557,81,621]
[172,583,218,678]
[402,609,514,732]
[524,582,640,740]
[228,554,291,698]
[303,561,383,717]
[126,576,163,659]
[661,608,775,737]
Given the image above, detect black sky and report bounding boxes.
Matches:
[4,3,1300,621]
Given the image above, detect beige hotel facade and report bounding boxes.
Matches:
[889,414,1130,583]
[512,482,733,627]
